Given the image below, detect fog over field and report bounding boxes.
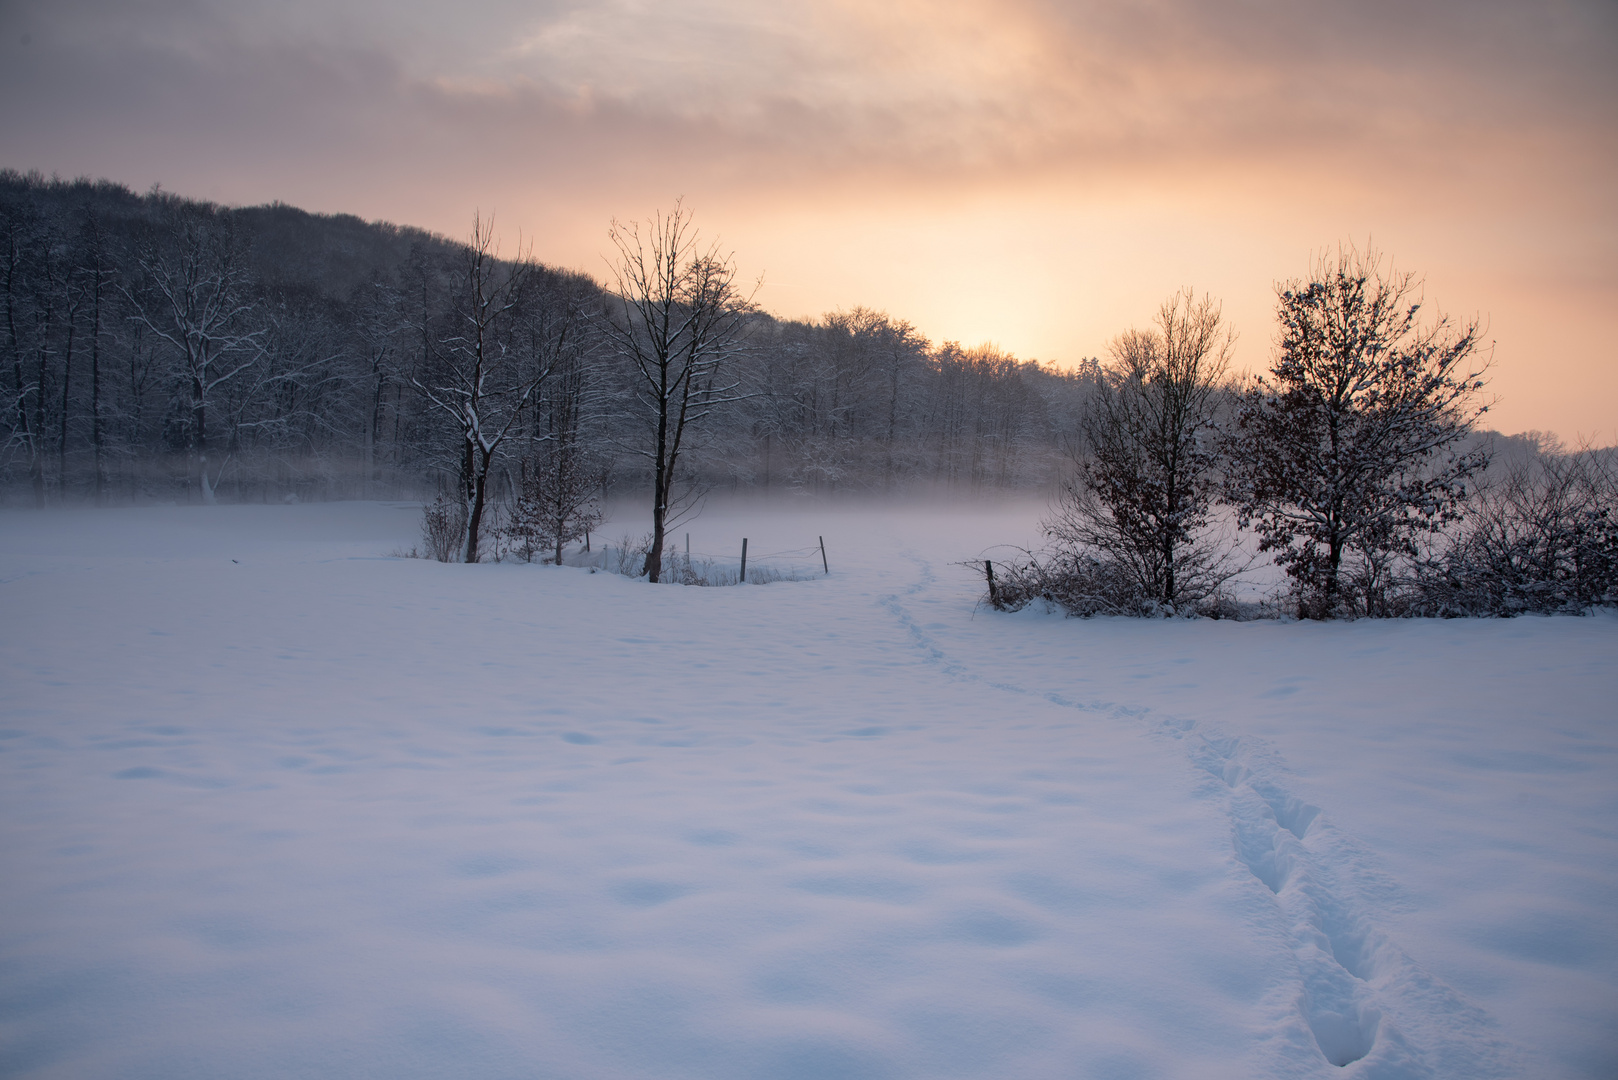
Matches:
[3,0,1615,1074]
[2,499,1614,1079]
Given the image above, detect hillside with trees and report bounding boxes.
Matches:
[4,171,1610,615]
[0,171,1095,518]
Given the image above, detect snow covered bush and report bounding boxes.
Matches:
[987,549,1158,616]
[985,549,1247,618]
[1415,445,1616,615]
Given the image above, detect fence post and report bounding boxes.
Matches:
[740,538,748,583]
[985,559,997,605]
[819,535,828,575]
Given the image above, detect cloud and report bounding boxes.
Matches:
[3,0,1614,438]
[9,0,1613,187]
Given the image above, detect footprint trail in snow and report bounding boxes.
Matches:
[879,548,1523,1079]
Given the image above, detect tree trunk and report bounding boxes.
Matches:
[644,365,671,583]
[90,279,104,504]
[3,239,39,507]
[32,310,49,507]
[58,315,74,499]
[187,346,206,498]
[462,438,480,563]
[464,470,487,563]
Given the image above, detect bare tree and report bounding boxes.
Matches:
[411,214,545,562]
[124,210,264,502]
[351,275,410,494]
[1,194,44,504]
[865,312,930,487]
[1046,290,1235,612]
[74,206,114,503]
[508,442,607,564]
[603,203,754,582]
[23,215,68,505]
[1225,245,1490,617]
[509,270,604,563]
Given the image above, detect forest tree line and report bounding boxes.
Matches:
[4,171,1611,613]
[0,172,1093,519]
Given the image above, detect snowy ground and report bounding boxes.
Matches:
[2,499,1614,1080]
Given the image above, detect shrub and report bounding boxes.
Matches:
[421,493,466,563]
[1415,447,1616,615]
[986,549,1243,618]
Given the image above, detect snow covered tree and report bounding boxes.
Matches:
[124,208,265,503]
[2,192,47,505]
[1225,246,1490,618]
[862,311,931,487]
[411,214,545,562]
[72,206,115,504]
[349,275,413,495]
[507,446,606,564]
[508,303,607,564]
[1045,290,1235,612]
[604,203,753,582]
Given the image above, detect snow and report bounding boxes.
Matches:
[1,499,1614,1080]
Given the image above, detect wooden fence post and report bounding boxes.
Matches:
[985,559,997,605]
[819,536,828,575]
[740,538,748,583]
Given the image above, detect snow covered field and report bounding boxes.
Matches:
[2,499,1614,1080]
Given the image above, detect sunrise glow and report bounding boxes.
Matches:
[3,0,1613,437]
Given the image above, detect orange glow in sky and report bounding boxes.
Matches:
[3,0,1614,440]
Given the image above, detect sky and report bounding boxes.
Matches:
[2,0,1615,441]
